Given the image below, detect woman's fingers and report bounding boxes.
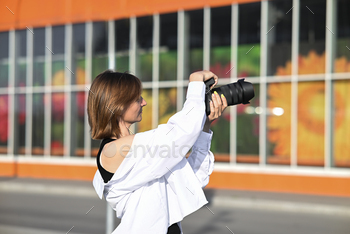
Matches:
[208,92,228,122]
[214,92,222,116]
[221,93,228,109]
[211,92,221,117]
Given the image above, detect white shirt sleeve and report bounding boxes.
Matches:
[143,81,207,179]
[186,129,215,188]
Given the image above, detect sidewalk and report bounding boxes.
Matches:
[1,176,350,217]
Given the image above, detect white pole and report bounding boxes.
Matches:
[105,203,114,234]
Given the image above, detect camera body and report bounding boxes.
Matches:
[204,78,255,116]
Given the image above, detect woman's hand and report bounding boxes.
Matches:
[203,91,228,132]
[189,70,218,90]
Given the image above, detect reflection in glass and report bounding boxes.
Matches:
[335,0,350,73]
[33,28,45,86]
[73,23,86,85]
[137,89,152,133]
[333,80,350,168]
[237,84,260,163]
[52,26,65,85]
[72,92,85,157]
[210,6,231,79]
[209,98,230,162]
[16,30,27,87]
[34,62,45,87]
[186,10,203,73]
[268,0,292,76]
[298,0,326,74]
[0,32,9,60]
[158,88,177,125]
[297,81,324,166]
[17,63,26,87]
[52,61,65,85]
[267,82,291,165]
[92,22,108,80]
[51,92,65,156]
[116,19,130,72]
[159,13,177,81]
[32,93,44,155]
[238,2,261,77]
[15,94,26,154]
[0,95,8,154]
[91,139,100,157]
[137,16,153,82]
[0,63,8,88]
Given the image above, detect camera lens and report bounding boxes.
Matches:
[204,78,255,116]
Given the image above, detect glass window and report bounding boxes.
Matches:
[115,19,130,72]
[52,23,66,134]
[237,84,260,164]
[92,22,108,79]
[0,63,8,89]
[32,93,44,155]
[71,23,87,157]
[0,95,8,154]
[51,92,65,156]
[298,0,326,75]
[71,91,86,157]
[265,0,293,165]
[73,23,86,85]
[333,80,350,168]
[52,26,65,86]
[268,0,293,77]
[186,9,203,73]
[16,30,27,87]
[267,82,291,165]
[15,94,26,154]
[297,81,325,166]
[33,28,45,87]
[209,98,230,163]
[335,0,350,73]
[136,16,153,81]
[159,13,177,81]
[0,32,9,60]
[210,6,231,79]
[238,2,261,78]
[158,88,177,125]
[235,2,261,164]
[207,6,232,162]
[0,32,9,88]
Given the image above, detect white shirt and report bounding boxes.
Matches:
[93,81,215,234]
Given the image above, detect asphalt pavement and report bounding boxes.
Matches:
[0,177,349,234]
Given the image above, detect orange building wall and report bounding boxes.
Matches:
[1,161,350,197]
[1,0,260,32]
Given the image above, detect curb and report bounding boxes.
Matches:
[210,196,350,217]
[1,181,350,217]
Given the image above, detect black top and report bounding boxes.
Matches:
[96,138,116,183]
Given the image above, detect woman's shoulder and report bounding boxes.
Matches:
[106,134,136,157]
[100,134,137,173]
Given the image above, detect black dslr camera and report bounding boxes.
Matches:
[204,78,255,116]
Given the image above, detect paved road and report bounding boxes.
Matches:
[0,178,349,234]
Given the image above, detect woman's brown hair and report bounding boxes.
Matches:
[87,70,142,140]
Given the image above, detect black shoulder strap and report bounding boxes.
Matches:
[96,138,116,183]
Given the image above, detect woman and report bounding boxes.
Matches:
[88,70,227,234]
